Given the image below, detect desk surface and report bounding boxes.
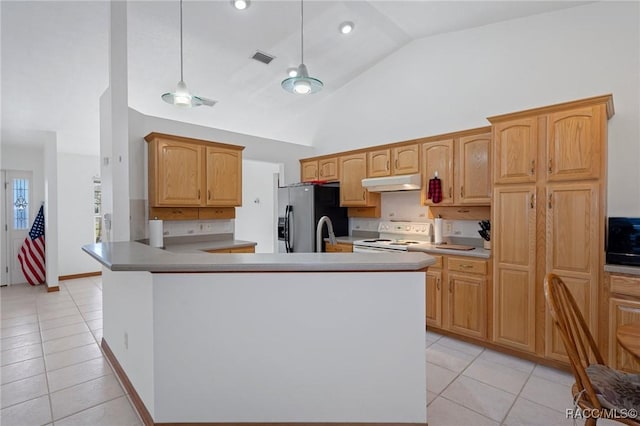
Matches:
[616,321,640,360]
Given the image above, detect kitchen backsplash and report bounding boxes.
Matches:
[162,219,234,237]
[350,191,483,240]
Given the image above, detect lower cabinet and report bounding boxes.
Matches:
[207,246,255,254]
[607,273,640,373]
[426,254,489,340]
[325,242,353,253]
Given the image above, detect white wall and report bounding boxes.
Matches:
[235,159,280,253]
[57,153,100,276]
[307,2,640,216]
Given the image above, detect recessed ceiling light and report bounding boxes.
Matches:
[287,67,298,78]
[339,21,354,35]
[232,0,249,10]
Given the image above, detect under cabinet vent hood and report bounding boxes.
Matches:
[361,173,422,192]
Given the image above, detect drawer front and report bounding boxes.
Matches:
[430,255,443,269]
[448,257,487,275]
[149,207,199,220]
[610,274,640,298]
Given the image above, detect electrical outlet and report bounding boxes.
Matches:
[124,332,128,350]
[445,223,453,234]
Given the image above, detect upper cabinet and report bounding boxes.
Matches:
[458,133,492,205]
[422,130,491,206]
[546,106,602,181]
[300,160,318,182]
[493,117,538,184]
[205,146,242,206]
[151,138,204,207]
[146,133,244,218]
[367,144,419,178]
[300,157,339,182]
[339,153,379,208]
[422,139,455,205]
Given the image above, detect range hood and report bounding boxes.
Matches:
[361,173,422,192]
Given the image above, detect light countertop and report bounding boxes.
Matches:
[83,241,435,273]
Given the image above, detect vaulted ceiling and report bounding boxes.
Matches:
[1,1,590,155]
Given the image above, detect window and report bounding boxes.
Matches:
[13,178,29,230]
[94,178,102,243]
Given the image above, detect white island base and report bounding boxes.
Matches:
[101,268,427,425]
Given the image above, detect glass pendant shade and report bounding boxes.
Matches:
[162,80,207,107]
[281,64,323,95]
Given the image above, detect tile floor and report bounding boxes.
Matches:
[0,277,618,426]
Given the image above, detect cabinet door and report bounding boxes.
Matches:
[457,133,491,205]
[318,157,339,181]
[492,186,537,353]
[426,269,443,328]
[300,160,318,182]
[609,298,640,373]
[544,182,599,362]
[367,149,391,177]
[447,272,487,339]
[547,106,602,181]
[392,144,420,175]
[422,139,454,205]
[493,117,537,184]
[205,147,242,206]
[155,139,203,206]
[325,242,353,253]
[339,153,372,207]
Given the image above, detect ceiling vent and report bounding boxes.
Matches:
[251,50,275,65]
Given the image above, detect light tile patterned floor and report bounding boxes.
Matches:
[1,277,594,425]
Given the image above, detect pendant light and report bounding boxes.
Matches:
[162,0,216,107]
[281,0,323,95]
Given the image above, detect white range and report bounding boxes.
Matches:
[353,221,432,253]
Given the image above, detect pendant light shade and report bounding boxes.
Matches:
[162,0,216,107]
[282,0,323,95]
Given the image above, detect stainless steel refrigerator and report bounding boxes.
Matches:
[277,183,348,253]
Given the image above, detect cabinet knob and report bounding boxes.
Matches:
[449,279,452,293]
[198,189,201,199]
[530,194,535,209]
[459,264,472,269]
[460,186,464,198]
[436,278,440,291]
[362,190,366,200]
[208,190,211,200]
[531,160,535,175]
[449,187,452,198]
[548,159,553,173]
[386,160,390,170]
[548,193,553,209]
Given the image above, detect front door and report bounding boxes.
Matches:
[2,170,34,285]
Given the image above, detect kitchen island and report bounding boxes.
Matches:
[83,242,435,425]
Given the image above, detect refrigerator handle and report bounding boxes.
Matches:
[286,205,294,252]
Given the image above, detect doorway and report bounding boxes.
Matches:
[1,170,34,285]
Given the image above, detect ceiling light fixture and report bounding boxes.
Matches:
[231,0,249,11]
[162,0,216,108]
[281,0,323,95]
[339,21,354,34]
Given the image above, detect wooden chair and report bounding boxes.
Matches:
[544,273,640,425]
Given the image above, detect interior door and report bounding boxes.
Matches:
[2,170,33,285]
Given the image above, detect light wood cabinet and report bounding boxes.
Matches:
[489,94,613,365]
[205,146,242,206]
[339,153,380,208]
[146,133,244,219]
[207,246,255,253]
[493,117,537,184]
[609,297,640,373]
[300,160,318,182]
[422,139,454,205]
[325,242,353,253]
[367,144,419,178]
[543,183,600,363]
[547,106,602,181]
[492,186,537,353]
[426,269,443,328]
[422,131,491,207]
[447,258,488,339]
[151,138,203,207]
[318,157,339,181]
[457,133,491,205]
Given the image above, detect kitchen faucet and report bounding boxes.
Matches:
[316,216,337,252]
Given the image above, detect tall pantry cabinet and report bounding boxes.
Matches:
[489,95,614,361]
